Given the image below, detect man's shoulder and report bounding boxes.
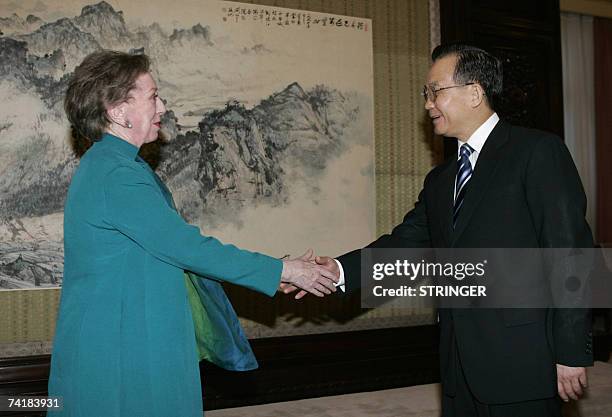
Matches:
[493,122,567,162]
[505,122,562,146]
[501,122,576,174]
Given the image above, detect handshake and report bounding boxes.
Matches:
[279,249,341,299]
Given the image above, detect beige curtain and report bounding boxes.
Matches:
[560,12,597,230]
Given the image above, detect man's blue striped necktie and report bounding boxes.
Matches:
[453,143,474,228]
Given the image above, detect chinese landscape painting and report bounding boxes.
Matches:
[0,0,375,289]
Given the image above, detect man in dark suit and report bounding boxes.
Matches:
[308,44,594,416]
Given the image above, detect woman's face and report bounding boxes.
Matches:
[123,72,166,145]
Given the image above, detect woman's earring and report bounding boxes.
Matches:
[126,121,132,129]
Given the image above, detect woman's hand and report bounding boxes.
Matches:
[281,249,338,297]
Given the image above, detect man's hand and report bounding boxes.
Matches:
[280,249,338,297]
[280,255,341,300]
[556,364,587,402]
[315,255,340,277]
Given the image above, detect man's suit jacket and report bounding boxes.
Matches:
[338,120,594,404]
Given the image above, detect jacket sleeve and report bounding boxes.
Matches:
[524,133,594,366]
[103,164,282,297]
[338,174,432,292]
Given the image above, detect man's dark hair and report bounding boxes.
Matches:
[64,50,150,142]
[431,43,502,111]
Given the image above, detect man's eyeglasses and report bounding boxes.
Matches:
[421,82,476,102]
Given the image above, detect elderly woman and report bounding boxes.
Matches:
[48,50,337,417]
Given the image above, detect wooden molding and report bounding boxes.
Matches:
[561,0,612,18]
[0,326,439,414]
[0,325,609,415]
[201,325,441,409]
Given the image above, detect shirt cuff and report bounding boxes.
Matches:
[334,259,346,292]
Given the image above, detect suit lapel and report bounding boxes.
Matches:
[435,159,457,246]
[451,120,511,245]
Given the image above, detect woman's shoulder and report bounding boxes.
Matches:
[70,148,144,196]
[81,143,139,170]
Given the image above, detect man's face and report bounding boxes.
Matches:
[424,55,473,140]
